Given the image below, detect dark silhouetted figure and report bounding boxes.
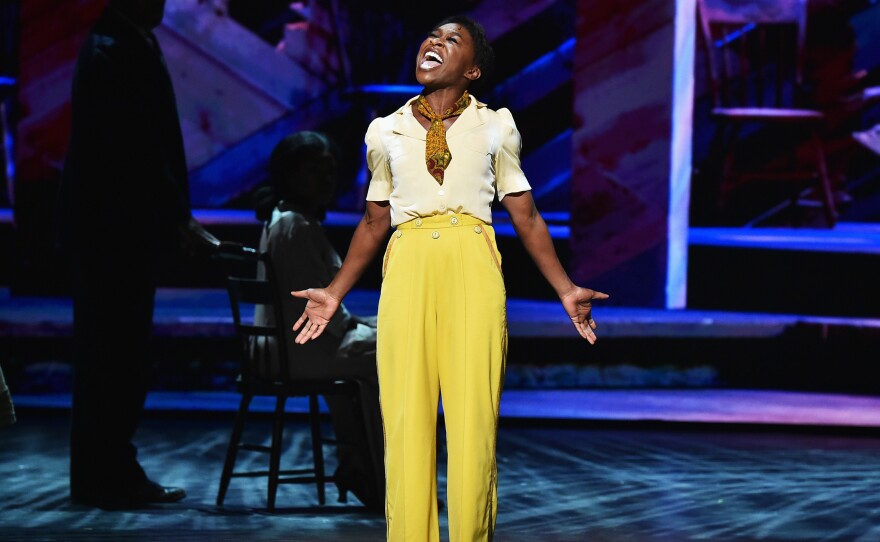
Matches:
[253,132,384,511]
[0,364,14,428]
[58,0,217,508]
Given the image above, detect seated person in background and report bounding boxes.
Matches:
[252,131,383,511]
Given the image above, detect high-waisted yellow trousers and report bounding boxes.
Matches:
[377,213,507,542]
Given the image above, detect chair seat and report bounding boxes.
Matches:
[214,246,377,511]
[241,376,361,397]
[712,107,824,122]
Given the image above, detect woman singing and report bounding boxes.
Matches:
[292,15,608,541]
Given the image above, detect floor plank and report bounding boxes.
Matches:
[3,412,880,541]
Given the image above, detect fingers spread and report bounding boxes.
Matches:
[296,322,317,344]
[573,318,598,344]
[586,330,596,345]
[571,319,588,340]
[292,311,308,331]
[297,320,329,344]
[295,318,313,342]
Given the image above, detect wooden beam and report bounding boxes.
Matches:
[163,0,329,108]
[490,38,574,112]
[187,91,351,207]
[571,0,695,308]
[468,0,560,40]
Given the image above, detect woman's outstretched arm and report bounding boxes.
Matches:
[291,200,391,343]
[501,191,609,343]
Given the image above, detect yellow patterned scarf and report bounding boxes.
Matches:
[417,92,470,185]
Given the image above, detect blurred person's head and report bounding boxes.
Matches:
[255,131,339,222]
[109,0,166,30]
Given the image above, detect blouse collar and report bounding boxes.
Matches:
[391,94,487,140]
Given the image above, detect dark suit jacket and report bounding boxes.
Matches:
[59,7,191,260]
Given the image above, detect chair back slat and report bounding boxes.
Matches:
[756,25,766,106]
[738,28,749,105]
[776,29,786,107]
[215,244,294,387]
[229,277,275,306]
[720,26,732,105]
[238,323,277,337]
[697,0,808,109]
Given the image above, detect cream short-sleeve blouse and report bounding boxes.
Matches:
[364,94,531,226]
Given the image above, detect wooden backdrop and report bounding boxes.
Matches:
[571,0,695,308]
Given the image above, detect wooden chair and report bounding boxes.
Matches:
[697,0,838,227]
[214,243,370,511]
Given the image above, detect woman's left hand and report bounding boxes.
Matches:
[291,288,341,343]
[560,286,610,344]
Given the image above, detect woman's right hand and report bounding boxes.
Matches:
[290,288,341,343]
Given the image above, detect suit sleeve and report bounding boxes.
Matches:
[84,40,190,235]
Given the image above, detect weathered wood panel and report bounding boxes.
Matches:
[15,0,102,182]
[571,0,694,307]
[15,0,343,208]
[154,26,289,171]
[469,0,560,40]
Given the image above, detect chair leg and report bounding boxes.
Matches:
[811,130,838,227]
[309,394,326,505]
[349,386,377,507]
[217,393,252,506]
[719,122,741,208]
[695,123,729,225]
[267,396,286,512]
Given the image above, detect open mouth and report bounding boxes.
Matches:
[419,50,443,70]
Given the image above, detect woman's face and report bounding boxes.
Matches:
[415,23,481,90]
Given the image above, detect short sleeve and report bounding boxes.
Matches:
[494,108,532,200]
[364,117,392,201]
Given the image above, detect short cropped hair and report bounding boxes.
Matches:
[432,15,495,91]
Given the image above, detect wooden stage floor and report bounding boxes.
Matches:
[3,216,880,539]
[2,411,880,541]
[12,388,880,428]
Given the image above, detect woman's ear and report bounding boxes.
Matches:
[464,66,482,82]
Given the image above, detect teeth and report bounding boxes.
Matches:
[426,51,443,63]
